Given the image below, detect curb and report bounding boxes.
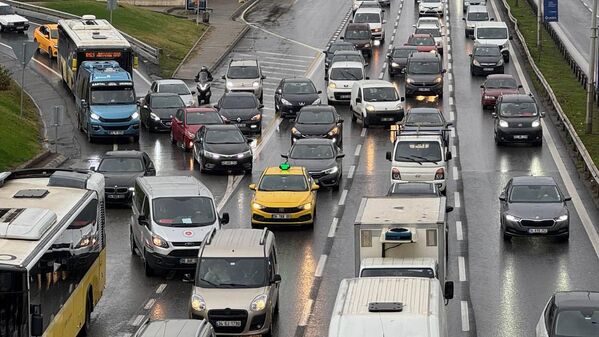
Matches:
[18,150,53,169]
[172,24,212,78]
[230,0,258,20]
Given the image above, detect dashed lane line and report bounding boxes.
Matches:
[461,301,471,331]
[315,255,328,277]
[348,165,356,179]
[456,220,464,241]
[298,299,314,327]
[354,144,362,156]
[129,315,145,327]
[155,284,167,294]
[328,217,339,238]
[458,256,467,282]
[338,189,348,206]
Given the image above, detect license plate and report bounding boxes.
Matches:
[528,228,548,234]
[109,130,124,135]
[339,94,351,99]
[236,123,246,127]
[483,67,494,71]
[222,161,237,166]
[272,214,291,219]
[514,135,528,139]
[180,258,197,264]
[216,321,241,327]
[420,88,431,91]
[381,117,394,122]
[107,194,125,199]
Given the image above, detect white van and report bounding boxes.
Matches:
[350,80,405,127]
[329,277,453,337]
[473,21,512,62]
[326,61,366,103]
[353,7,386,41]
[463,5,491,37]
[130,176,229,276]
[385,133,452,194]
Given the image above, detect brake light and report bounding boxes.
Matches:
[435,168,445,180]
[391,167,401,180]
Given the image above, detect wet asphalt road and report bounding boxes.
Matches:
[4,0,599,336]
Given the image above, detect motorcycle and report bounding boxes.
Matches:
[195,72,212,104]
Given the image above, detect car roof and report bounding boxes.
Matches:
[411,33,434,38]
[392,45,419,52]
[223,92,257,98]
[203,124,241,131]
[230,59,258,66]
[554,291,599,310]
[475,21,508,28]
[330,61,364,68]
[416,24,440,29]
[203,229,271,258]
[299,104,336,113]
[282,77,312,83]
[103,150,144,158]
[333,50,362,56]
[409,52,440,60]
[408,107,441,114]
[511,176,557,186]
[137,176,214,198]
[182,107,218,113]
[263,166,306,175]
[500,94,535,103]
[467,5,489,12]
[346,23,370,30]
[354,7,382,14]
[358,80,395,88]
[154,79,186,85]
[293,138,336,146]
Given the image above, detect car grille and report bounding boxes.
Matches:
[411,82,435,87]
[208,309,248,333]
[253,214,312,222]
[168,249,199,257]
[262,207,303,213]
[480,63,497,66]
[102,125,131,130]
[333,93,351,100]
[521,219,555,227]
[99,116,132,123]
[105,187,128,194]
[171,241,202,247]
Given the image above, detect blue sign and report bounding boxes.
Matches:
[186,0,207,11]
[543,0,558,22]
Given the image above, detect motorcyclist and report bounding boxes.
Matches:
[195,66,213,82]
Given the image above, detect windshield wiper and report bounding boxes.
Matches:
[199,277,219,287]
[410,155,438,164]
[395,155,423,165]
[219,282,249,287]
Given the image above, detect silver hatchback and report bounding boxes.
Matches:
[222,59,266,103]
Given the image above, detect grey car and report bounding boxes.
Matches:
[283,139,344,189]
[222,59,266,103]
[404,52,445,97]
[133,319,215,337]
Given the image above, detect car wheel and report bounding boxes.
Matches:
[133,135,139,143]
[494,134,503,146]
[80,291,92,336]
[259,92,264,103]
[332,181,340,191]
[351,109,357,122]
[130,230,137,256]
[558,232,569,242]
[502,231,512,241]
[464,30,469,38]
[48,47,53,59]
[170,130,176,144]
[504,54,510,63]
[245,166,252,175]
[144,250,155,277]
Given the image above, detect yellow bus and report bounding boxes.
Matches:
[0,169,106,337]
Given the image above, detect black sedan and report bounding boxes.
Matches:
[323,41,356,70]
[274,78,321,118]
[469,44,505,76]
[282,139,344,189]
[93,150,156,204]
[215,92,263,135]
[291,105,344,146]
[401,107,452,145]
[140,93,185,132]
[500,176,571,241]
[493,94,544,146]
[193,124,253,173]
[387,46,418,76]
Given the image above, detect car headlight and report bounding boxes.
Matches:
[252,202,265,210]
[251,294,268,312]
[327,126,339,136]
[429,49,437,53]
[499,120,509,128]
[299,202,312,210]
[434,76,443,83]
[131,112,140,120]
[465,1,470,5]
[281,98,292,106]
[373,28,382,32]
[531,120,541,128]
[497,58,504,66]
[251,114,262,121]
[406,78,414,84]
[391,62,400,67]
[128,187,135,192]
[191,294,206,312]
[237,150,252,158]
[364,43,371,48]
[75,235,96,249]
[150,112,160,121]
[151,234,169,248]
[473,59,481,66]
[556,214,568,222]
[312,98,321,105]
[365,104,376,112]
[204,150,221,159]
[324,166,339,175]
[226,81,234,88]
[505,214,520,222]
[328,82,337,89]
[252,81,260,88]
[90,113,100,120]
[291,127,302,137]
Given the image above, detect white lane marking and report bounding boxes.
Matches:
[129,315,145,326]
[491,0,599,257]
[261,65,305,73]
[156,284,167,294]
[458,256,467,281]
[461,301,470,331]
[454,191,461,208]
[360,128,367,137]
[354,144,362,156]
[338,189,348,206]
[31,58,62,78]
[452,145,457,157]
[448,63,452,71]
[447,73,453,81]
[315,255,328,277]
[133,69,151,85]
[328,217,339,237]
[217,175,237,211]
[298,299,314,326]
[456,220,464,241]
[144,298,155,310]
[348,165,356,179]
[449,109,455,121]
[448,53,452,61]
[450,128,456,138]
[393,28,397,35]
[121,333,132,337]
[453,166,459,180]
[448,96,454,106]
[378,72,384,80]
[255,50,315,59]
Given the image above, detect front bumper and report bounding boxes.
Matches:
[471,64,504,76]
[192,308,271,336]
[405,81,443,96]
[309,170,341,187]
[365,109,404,124]
[104,188,133,204]
[228,120,262,134]
[149,118,172,131]
[371,30,384,40]
[291,133,341,144]
[503,218,569,237]
[145,249,198,271]
[88,121,140,138]
[327,88,352,102]
[496,127,542,143]
[392,178,446,191]
[251,208,314,225]
[3,24,29,31]
[201,155,253,172]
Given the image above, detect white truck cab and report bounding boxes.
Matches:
[473,21,512,62]
[386,133,452,194]
[350,80,405,127]
[326,61,366,103]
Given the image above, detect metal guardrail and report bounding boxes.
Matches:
[5,0,160,64]
[498,0,599,199]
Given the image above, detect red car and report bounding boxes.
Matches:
[405,34,438,53]
[480,74,523,109]
[170,107,224,151]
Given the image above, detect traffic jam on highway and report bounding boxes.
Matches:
[1,0,599,336]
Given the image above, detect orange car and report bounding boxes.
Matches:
[33,24,58,58]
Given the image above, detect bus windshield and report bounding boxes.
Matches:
[0,270,27,337]
[91,87,136,105]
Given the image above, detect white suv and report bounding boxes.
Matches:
[419,0,444,17]
[0,2,29,32]
[326,61,366,103]
[350,80,404,127]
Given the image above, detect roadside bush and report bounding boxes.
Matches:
[0,65,12,91]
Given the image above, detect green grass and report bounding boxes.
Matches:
[42,0,207,77]
[0,79,42,171]
[506,0,599,167]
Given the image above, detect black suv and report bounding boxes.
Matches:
[387,46,418,76]
[404,52,445,97]
[493,94,544,146]
[341,23,373,57]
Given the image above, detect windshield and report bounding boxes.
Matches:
[296,110,335,124]
[393,49,415,58]
[159,83,190,95]
[410,36,435,45]
[415,28,441,37]
[468,12,489,21]
[205,129,245,144]
[405,111,443,125]
[0,271,27,337]
[477,27,508,39]
[258,175,308,191]
[510,185,561,203]
[345,29,370,39]
[283,82,316,94]
[554,310,599,337]
[227,65,259,79]
[360,268,435,278]
[363,87,399,102]
[485,78,518,89]
[474,47,501,56]
[408,60,440,74]
[152,196,216,226]
[196,257,266,288]
[98,157,143,172]
[91,87,135,105]
[290,144,335,159]
[0,6,15,15]
[50,29,58,39]
[332,54,363,64]
[421,0,440,2]
[221,96,257,109]
[395,141,442,162]
[330,67,363,80]
[499,102,538,117]
[151,96,184,108]
[353,13,381,23]
[186,112,222,125]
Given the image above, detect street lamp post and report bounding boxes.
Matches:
[586,0,598,134]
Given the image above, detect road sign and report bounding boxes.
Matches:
[187,0,207,11]
[542,0,558,22]
[6,41,37,65]
[107,0,117,11]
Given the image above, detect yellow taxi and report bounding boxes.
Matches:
[33,24,58,59]
[250,163,319,227]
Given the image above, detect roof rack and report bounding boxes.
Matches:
[259,227,268,245]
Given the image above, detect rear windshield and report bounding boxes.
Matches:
[329,44,354,54]
[392,49,415,58]
[332,54,363,64]
[395,141,442,162]
[159,83,190,95]
[227,65,259,79]
[330,67,363,80]
[468,12,489,21]
[410,36,435,45]
[221,95,257,109]
[415,28,441,38]
[477,27,508,39]
[353,13,381,23]
[345,29,370,39]
[360,268,435,278]
[152,196,216,227]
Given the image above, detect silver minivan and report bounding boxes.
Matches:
[222,59,266,103]
[130,176,229,276]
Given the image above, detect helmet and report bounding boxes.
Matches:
[201,66,208,71]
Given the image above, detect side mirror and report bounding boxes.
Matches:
[412,24,416,27]
[564,196,572,201]
[272,274,282,284]
[89,166,96,171]
[259,104,264,109]
[355,97,362,103]
[338,118,344,123]
[249,183,257,190]
[444,281,454,300]
[213,104,220,109]
[337,153,345,158]
[191,90,196,94]
[480,84,484,89]
[311,183,320,190]
[442,69,447,73]
[349,19,353,23]
[446,152,452,160]
[143,105,148,109]
[247,138,253,144]
[490,18,495,21]
[492,112,498,118]
[365,76,370,80]
[324,75,329,81]
[281,153,289,159]
[261,75,266,79]
[383,20,387,24]
[509,35,513,40]
[136,101,141,107]
[339,36,344,40]
[322,50,327,54]
[138,215,149,227]
[385,151,392,161]
[276,88,282,94]
[470,35,475,40]
[317,90,322,94]
[81,99,88,109]
[30,305,43,337]
[462,17,465,21]
[400,97,405,102]
[446,206,454,213]
[540,111,546,118]
[468,53,472,57]
[220,212,230,225]
[499,195,506,201]
[221,75,226,80]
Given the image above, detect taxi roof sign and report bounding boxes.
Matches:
[279,162,290,170]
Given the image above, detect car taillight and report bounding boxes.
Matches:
[392,168,401,180]
[435,168,445,180]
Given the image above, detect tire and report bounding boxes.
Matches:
[494,134,503,146]
[465,30,469,38]
[504,54,510,63]
[78,112,84,132]
[170,130,176,144]
[130,230,137,256]
[79,291,92,336]
[144,250,155,277]
[259,92,264,104]
[332,182,340,191]
[351,110,357,122]
[558,232,570,242]
[133,135,139,143]
[502,231,512,241]
[48,47,53,59]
